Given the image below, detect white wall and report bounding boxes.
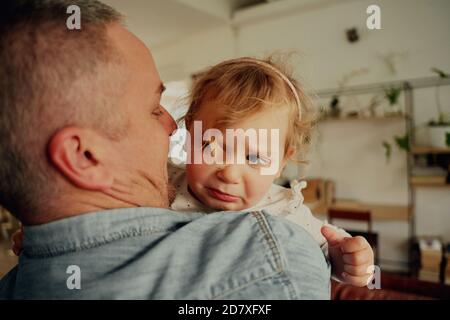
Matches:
[153,25,236,81]
[151,0,450,271]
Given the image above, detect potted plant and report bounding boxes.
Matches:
[428,68,450,148]
[325,68,369,119]
[383,86,403,116]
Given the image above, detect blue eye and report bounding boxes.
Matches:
[247,154,259,164]
[247,154,270,166]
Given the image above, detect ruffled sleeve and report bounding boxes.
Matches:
[284,179,308,213]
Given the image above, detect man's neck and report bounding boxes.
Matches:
[22,192,166,225]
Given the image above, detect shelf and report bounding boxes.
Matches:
[318,115,407,123]
[308,200,410,221]
[411,176,447,185]
[411,182,450,188]
[311,77,450,274]
[316,76,450,98]
[411,146,450,154]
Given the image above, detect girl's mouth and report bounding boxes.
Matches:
[206,187,240,203]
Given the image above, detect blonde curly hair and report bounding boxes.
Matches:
[182,55,317,164]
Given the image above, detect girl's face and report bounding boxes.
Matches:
[185,100,292,211]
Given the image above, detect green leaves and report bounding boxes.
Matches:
[383,134,409,161]
[384,87,402,106]
[395,134,410,151]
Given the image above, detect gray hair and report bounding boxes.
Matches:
[0,0,126,219]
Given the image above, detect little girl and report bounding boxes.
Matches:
[168,56,374,287]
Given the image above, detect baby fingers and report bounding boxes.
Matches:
[342,248,373,266]
[343,264,372,277]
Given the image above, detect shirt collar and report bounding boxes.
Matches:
[22,207,203,257]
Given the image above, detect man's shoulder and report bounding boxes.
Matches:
[248,210,324,256]
[168,211,294,298]
[99,210,329,299]
[195,211,330,299]
[200,211,328,263]
[1,210,330,299]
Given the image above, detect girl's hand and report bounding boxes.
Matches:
[321,226,375,287]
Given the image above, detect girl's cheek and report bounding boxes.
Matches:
[188,163,213,181]
[248,175,271,198]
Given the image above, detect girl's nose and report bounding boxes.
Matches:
[216,165,242,184]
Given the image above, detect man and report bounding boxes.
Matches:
[0,0,331,299]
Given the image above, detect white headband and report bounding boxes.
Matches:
[220,57,301,111]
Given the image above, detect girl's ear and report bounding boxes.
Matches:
[285,147,296,161]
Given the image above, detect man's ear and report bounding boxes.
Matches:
[48,127,114,190]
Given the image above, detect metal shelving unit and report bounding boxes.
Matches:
[315,76,450,273]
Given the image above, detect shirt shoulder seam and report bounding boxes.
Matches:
[212,211,299,299]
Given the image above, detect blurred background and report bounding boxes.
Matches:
[1,0,450,298]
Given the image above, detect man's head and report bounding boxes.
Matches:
[0,0,176,224]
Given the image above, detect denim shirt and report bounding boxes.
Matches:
[0,208,330,299]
